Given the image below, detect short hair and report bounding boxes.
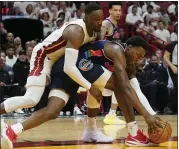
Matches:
[85,2,102,15]
[108,2,122,9]
[147,5,153,10]
[126,36,149,51]
[7,45,15,50]
[132,5,137,9]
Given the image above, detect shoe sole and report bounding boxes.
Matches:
[125,141,159,147]
[1,122,13,149]
[103,120,126,125]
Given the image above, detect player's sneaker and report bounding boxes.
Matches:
[103,114,126,125]
[1,121,17,149]
[82,128,113,143]
[125,129,159,146]
[73,107,83,115]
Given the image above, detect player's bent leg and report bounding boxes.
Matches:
[0,74,47,114]
[1,89,69,149]
[82,92,113,143]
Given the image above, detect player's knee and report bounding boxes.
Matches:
[45,109,59,120]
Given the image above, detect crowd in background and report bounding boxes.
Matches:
[0,1,178,116]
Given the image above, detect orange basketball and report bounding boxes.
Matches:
[148,120,172,144]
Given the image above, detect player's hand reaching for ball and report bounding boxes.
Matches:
[145,115,163,135]
[89,85,102,103]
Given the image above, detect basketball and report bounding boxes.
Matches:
[148,120,172,144]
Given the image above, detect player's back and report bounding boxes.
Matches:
[39,19,97,63]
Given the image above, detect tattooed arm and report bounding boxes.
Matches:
[100,20,113,40]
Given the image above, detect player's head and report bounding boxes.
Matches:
[125,36,149,62]
[108,2,122,21]
[85,2,104,32]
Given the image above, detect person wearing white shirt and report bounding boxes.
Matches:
[128,4,142,15]
[142,2,160,13]
[59,2,71,23]
[153,21,170,44]
[5,46,17,68]
[70,9,83,21]
[170,23,178,42]
[126,5,143,25]
[142,5,160,27]
[168,2,177,15]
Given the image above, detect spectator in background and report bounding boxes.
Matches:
[155,49,163,64]
[66,2,77,15]
[24,4,38,19]
[13,50,29,89]
[70,9,82,21]
[14,37,23,56]
[1,54,13,76]
[26,47,33,62]
[40,10,53,37]
[153,21,170,45]
[0,57,11,102]
[1,51,6,59]
[126,5,143,25]
[6,46,17,68]
[25,41,31,51]
[30,40,37,49]
[142,2,160,13]
[2,32,14,52]
[57,11,65,21]
[54,18,64,30]
[137,15,155,38]
[79,2,85,18]
[168,1,177,15]
[170,22,178,42]
[0,22,7,46]
[58,2,71,22]
[13,6,24,16]
[128,2,142,15]
[46,2,58,21]
[142,5,161,28]
[158,9,171,28]
[163,42,178,113]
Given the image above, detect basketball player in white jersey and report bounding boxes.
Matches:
[100,2,156,125]
[0,2,103,115]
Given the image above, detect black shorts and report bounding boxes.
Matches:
[51,56,104,96]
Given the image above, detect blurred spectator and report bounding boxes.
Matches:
[0,22,7,46]
[54,18,64,30]
[5,46,17,68]
[70,9,83,21]
[128,3,142,15]
[126,5,143,25]
[66,2,77,15]
[13,50,29,87]
[25,41,31,51]
[46,2,58,21]
[79,2,85,18]
[24,4,38,19]
[13,1,37,13]
[137,15,155,36]
[56,11,66,21]
[30,40,37,49]
[26,47,33,62]
[1,54,13,75]
[168,2,177,15]
[13,6,24,16]
[142,5,161,27]
[170,22,178,42]
[14,37,23,56]
[2,32,14,52]
[0,57,11,102]
[163,42,178,113]
[58,2,71,22]
[40,10,53,37]
[153,21,170,44]
[155,49,163,64]
[1,51,6,59]
[142,2,160,13]
[158,9,171,28]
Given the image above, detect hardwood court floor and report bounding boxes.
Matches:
[2,115,178,149]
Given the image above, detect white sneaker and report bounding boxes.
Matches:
[82,128,113,143]
[66,111,71,116]
[59,111,64,116]
[1,121,13,149]
[15,109,24,114]
[74,107,83,115]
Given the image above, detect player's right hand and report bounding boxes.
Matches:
[145,115,163,135]
[89,85,102,103]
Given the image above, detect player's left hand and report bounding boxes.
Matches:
[89,85,102,103]
[145,115,163,134]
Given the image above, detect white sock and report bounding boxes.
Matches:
[130,78,156,115]
[86,117,97,131]
[109,109,116,116]
[127,121,138,136]
[11,123,24,135]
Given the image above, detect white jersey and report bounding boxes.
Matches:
[29,19,97,77]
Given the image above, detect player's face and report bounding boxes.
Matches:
[86,10,104,32]
[109,5,122,21]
